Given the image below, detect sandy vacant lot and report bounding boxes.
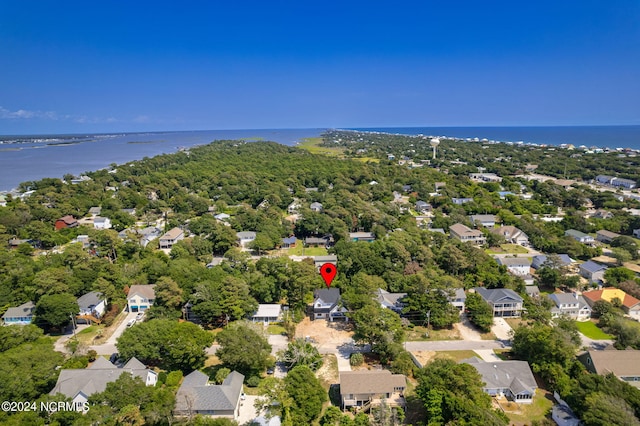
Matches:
[295,317,354,347]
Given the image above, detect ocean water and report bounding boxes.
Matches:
[1,126,639,192]
[352,125,640,150]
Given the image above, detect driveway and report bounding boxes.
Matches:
[236,395,260,425]
[455,314,484,341]
[405,340,505,351]
[491,317,514,342]
[90,310,137,355]
[579,333,615,350]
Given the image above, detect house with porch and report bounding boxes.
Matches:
[127,285,156,312]
[496,257,531,276]
[159,227,184,249]
[340,370,406,411]
[312,288,348,321]
[76,291,107,324]
[250,304,282,325]
[548,293,592,321]
[376,289,407,314]
[595,229,620,244]
[174,370,245,419]
[449,223,486,245]
[2,301,35,325]
[462,358,537,404]
[474,287,523,317]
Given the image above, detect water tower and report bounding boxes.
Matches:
[430,138,440,160]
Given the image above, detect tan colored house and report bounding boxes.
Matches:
[449,223,486,245]
[578,349,640,388]
[159,227,184,249]
[127,284,156,312]
[340,370,406,410]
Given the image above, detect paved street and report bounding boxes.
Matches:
[90,311,137,355]
[405,340,506,351]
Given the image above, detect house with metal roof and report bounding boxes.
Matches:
[579,260,608,283]
[250,304,283,325]
[474,287,523,317]
[595,229,620,243]
[463,358,537,404]
[174,370,244,418]
[565,229,595,245]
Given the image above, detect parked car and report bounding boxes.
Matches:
[126,319,136,327]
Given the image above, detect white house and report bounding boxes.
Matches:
[548,293,591,321]
[93,216,112,230]
[76,291,107,324]
[310,202,323,212]
[236,231,257,248]
[565,229,595,245]
[159,227,184,249]
[313,288,348,321]
[251,304,283,325]
[496,257,531,276]
[127,285,156,312]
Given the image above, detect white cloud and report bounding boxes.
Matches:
[0,106,57,120]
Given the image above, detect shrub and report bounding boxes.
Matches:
[247,376,261,387]
[350,353,364,367]
[165,370,183,388]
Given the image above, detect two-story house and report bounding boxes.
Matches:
[376,289,407,314]
[449,223,486,245]
[159,227,184,249]
[340,370,406,410]
[548,293,591,321]
[474,287,523,317]
[312,288,347,321]
[470,214,497,228]
[127,285,156,312]
[565,229,595,245]
[491,226,529,246]
[496,257,531,276]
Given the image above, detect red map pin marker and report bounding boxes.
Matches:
[320,263,337,288]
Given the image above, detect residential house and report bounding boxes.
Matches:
[415,201,432,213]
[591,209,614,220]
[236,231,256,248]
[287,200,301,214]
[214,213,231,222]
[474,287,524,317]
[139,227,163,247]
[304,236,333,247]
[75,235,90,248]
[449,223,486,245]
[313,255,337,270]
[50,357,158,410]
[470,214,497,228]
[70,175,92,184]
[2,301,35,325]
[88,207,101,217]
[462,358,537,404]
[281,236,297,248]
[312,288,347,321]
[497,191,514,199]
[310,202,323,212]
[76,291,107,324]
[634,229,640,239]
[449,288,466,311]
[121,208,136,216]
[525,285,541,299]
[401,184,412,193]
[452,197,473,205]
[531,254,574,270]
[548,293,591,321]
[127,284,156,312]
[496,257,531,276]
[469,173,503,182]
[349,232,376,242]
[579,260,608,283]
[578,349,640,388]
[582,288,640,320]
[340,370,406,410]
[251,304,282,325]
[257,199,270,210]
[0,194,7,207]
[491,226,529,246]
[159,227,184,250]
[595,175,637,189]
[93,216,112,230]
[376,289,407,314]
[565,229,595,245]
[596,229,620,244]
[55,215,78,230]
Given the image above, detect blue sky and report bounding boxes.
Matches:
[1,1,639,133]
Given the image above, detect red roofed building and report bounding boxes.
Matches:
[582,288,640,320]
[55,215,78,230]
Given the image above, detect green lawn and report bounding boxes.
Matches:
[266,323,287,335]
[576,321,613,340]
[433,350,478,363]
[486,244,530,255]
[286,244,328,256]
[505,389,554,424]
[297,137,345,156]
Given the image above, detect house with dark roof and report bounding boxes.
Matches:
[304,236,333,247]
[174,370,244,418]
[312,288,347,321]
[50,357,157,410]
[579,260,608,283]
[449,223,486,245]
[340,370,406,410]
[474,287,523,317]
[578,349,640,388]
[281,236,297,248]
[548,293,591,321]
[582,288,640,320]
[76,291,107,324]
[127,285,156,312]
[463,358,537,404]
[313,255,337,269]
[415,200,432,213]
[55,215,78,230]
[531,254,574,270]
[2,301,35,325]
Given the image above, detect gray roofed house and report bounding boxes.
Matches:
[470,214,497,228]
[548,293,591,321]
[313,288,347,321]
[452,197,473,205]
[531,254,574,270]
[463,358,537,404]
[314,254,337,269]
[304,236,333,247]
[525,285,540,298]
[579,260,608,283]
[251,304,282,325]
[496,257,531,276]
[415,200,432,213]
[376,289,407,313]
[474,287,523,317]
[174,370,244,418]
[76,291,107,323]
[596,229,620,243]
[565,229,595,245]
[340,370,407,410]
[491,226,529,246]
[88,206,101,216]
[127,284,156,312]
[50,357,157,410]
[2,301,35,325]
[236,231,256,248]
[450,288,467,311]
[349,232,376,242]
[310,202,323,212]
